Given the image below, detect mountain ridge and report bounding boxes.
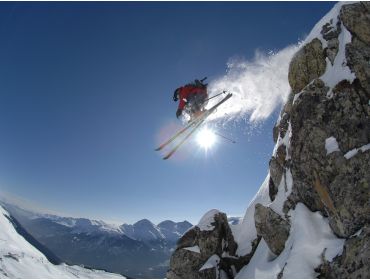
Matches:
[1,201,192,240]
[0,205,125,278]
[1,200,192,278]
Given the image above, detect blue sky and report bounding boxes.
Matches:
[0,2,334,224]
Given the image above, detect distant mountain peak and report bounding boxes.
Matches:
[134,218,155,226]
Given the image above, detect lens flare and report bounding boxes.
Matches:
[196,128,216,149]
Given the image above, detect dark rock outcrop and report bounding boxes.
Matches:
[288,38,327,94]
[316,225,370,278]
[167,210,259,279]
[342,2,370,97]
[270,2,370,278]
[321,18,341,65]
[340,2,370,45]
[254,204,291,255]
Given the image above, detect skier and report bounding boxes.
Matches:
[173,78,208,120]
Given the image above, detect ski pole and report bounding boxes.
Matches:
[204,91,227,103]
[214,132,236,144]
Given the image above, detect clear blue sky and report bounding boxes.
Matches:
[0,2,334,224]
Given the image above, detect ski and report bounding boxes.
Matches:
[155,112,205,151]
[155,92,232,151]
[161,93,232,160]
[163,118,206,160]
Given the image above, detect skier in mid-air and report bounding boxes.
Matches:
[156,77,232,159]
[173,78,208,120]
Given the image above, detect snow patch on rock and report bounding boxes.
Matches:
[183,246,201,254]
[325,136,341,155]
[321,23,356,98]
[199,255,220,271]
[344,143,370,159]
[197,209,220,231]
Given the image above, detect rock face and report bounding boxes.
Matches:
[316,225,370,278]
[254,204,290,256]
[272,1,370,277]
[168,2,369,278]
[340,2,370,45]
[288,38,326,94]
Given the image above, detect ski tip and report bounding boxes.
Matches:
[155,147,161,151]
[163,152,174,160]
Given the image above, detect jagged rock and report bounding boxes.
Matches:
[321,19,341,41]
[321,18,341,64]
[177,226,199,249]
[254,204,291,255]
[288,39,327,94]
[276,144,287,166]
[288,77,370,237]
[268,177,278,202]
[271,91,294,204]
[167,248,207,279]
[346,37,370,95]
[341,3,370,95]
[282,1,370,240]
[340,2,370,45]
[269,128,290,202]
[269,156,285,202]
[274,91,295,143]
[327,139,370,237]
[316,225,370,278]
[325,38,339,65]
[167,210,250,279]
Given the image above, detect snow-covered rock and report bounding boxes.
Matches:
[237,203,344,279]
[167,211,241,279]
[0,206,124,279]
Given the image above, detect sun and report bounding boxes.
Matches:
[196,127,216,150]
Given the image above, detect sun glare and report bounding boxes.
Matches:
[196,128,216,150]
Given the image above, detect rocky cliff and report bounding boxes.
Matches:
[167,2,370,278]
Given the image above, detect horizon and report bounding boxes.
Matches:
[0,191,196,225]
[0,190,243,226]
[0,2,335,225]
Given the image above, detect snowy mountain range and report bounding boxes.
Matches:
[1,201,192,278]
[0,205,124,278]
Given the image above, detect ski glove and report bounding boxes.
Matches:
[176,108,182,119]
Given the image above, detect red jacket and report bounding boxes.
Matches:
[177,85,207,110]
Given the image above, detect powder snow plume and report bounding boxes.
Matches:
[207,44,300,123]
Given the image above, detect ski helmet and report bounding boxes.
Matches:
[173,88,180,102]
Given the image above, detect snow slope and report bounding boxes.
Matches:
[236,203,344,278]
[0,206,124,279]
